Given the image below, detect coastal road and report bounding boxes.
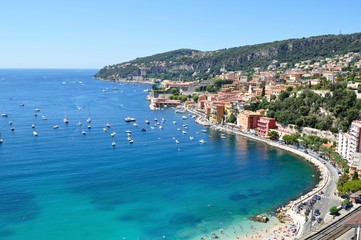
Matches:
[300,151,342,235]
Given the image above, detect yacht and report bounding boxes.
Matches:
[10,127,15,131]
[221,134,226,139]
[106,123,111,128]
[129,139,134,144]
[201,129,207,133]
[86,117,91,123]
[31,123,35,128]
[182,116,187,120]
[141,128,146,132]
[42,115,47,120]
[110,132,116,137]
[112,141,116,147]
[1,113,8,117]
[82,131,86,135]
[33,130,38,136]
[103,128,108,132]
[77,121,82,127]
[63,117,69,124]
[175,139,179,144]
[199,139,206,144]
[53,125,59,129]
[189,136,194,140]
[145,120,150,124]
[133,123,138,127]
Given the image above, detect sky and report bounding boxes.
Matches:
[1,0,361,69]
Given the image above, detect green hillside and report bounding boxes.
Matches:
[95,33,361,81]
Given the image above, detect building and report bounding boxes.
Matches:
[256,117,277,137]
[338,120,361,162]
[209,102,225,124]
[237,111,262,131]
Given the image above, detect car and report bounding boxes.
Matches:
[314,209,320,216]
[311,216,316,221]
[317,217,323,223]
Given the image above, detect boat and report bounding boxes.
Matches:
[145,120,150,124]
[63,117,69,124]
[106,123,111,128]
[199,139,206,144]
[172,121,177,125]
[1,113,8,117]
[0,132,3,143]
[201,129,207,133]
[129,139,134,144]
[141,128,146,132]
[34,108,41,112]
[110,132,116,137]
[189,136,194,140]
[53,125,59,129]
[31,123,35,128]
[124,117,136,122]
[182,116,187,120]
[19,103,25,107]
[9,121,13,125]
[42,115,47,120]
[182,124,188,127]
[182,130,186,135]
[82,131,86,135]
[125,130,132,134]
[86,117,91,123]
[221,134,226,139]
[33,130,38,136]
[88,125,91,129]
[191,115,196,119]
[112,141,116,147]
[196,132,199,135]
[177,128,181,131]
[154,118,158,122]
[10,127,15,131]
[103,128,107,132]
[133,123,138,127]
[175,139,179,144]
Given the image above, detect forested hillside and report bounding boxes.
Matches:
[95,33,361,81]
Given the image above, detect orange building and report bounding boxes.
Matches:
[256,117,277,137]
[237,111,262,131]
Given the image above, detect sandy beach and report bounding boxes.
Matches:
[187,107,332,240]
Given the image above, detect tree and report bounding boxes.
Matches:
[261,86,265,97]
[228,113,237,123]
[170,88,179,95]
[330,206,339,216]
[268,130,279,140]
[353,170,359,180]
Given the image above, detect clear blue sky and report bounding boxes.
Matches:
[1,0,361,69]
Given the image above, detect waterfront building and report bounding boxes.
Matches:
[237,110,262,131]
[338,120,361,162]
[256,117,277,137]
[209,101,225,124]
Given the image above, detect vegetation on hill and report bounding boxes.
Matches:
[266,82,361,132]
[95,33,361,81]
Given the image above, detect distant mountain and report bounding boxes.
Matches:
[95,33,361,81]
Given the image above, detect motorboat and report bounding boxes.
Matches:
[129,139,134,144]
[106,123,111,128]
[172,121,177,125]
[88,125,91,129]
[110,132,116,137]
[182,130,186,135]
[103,128,108,132]
[86,117,91,123]
[53,125,59,129]
[33,130,38,136]
[199,139,206,144]
[77,121,82,127]
[221,134,226,139]
[112,141,116,147]
[34,108,41,112]
[82,131,86,135]
[1,113,8,117]
[63,117,69,124]
[141,128,146,132]
[124,117,136,122]
[159,125,163,130]
[182,116,187,120]
[125,130,132,134]
[189,136,194,140]
[133,123,138,127]
[10,127,15,131]
[31,123,35,128]
[42,115,47,120]
[201,130,207,133]
[145,120,150,124]
[175,139,179,144]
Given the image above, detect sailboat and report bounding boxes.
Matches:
[0,131,3,144]
[33,129,38,136]
[63,109,69,124]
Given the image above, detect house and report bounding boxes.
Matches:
[350,190,361,204]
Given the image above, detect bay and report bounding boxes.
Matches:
[0,69,318,239]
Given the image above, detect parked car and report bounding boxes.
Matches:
[317,217,323,223]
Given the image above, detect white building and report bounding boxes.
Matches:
[338,120,361,162]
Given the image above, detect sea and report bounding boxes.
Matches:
[0,69,318,240]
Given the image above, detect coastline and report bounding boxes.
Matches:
[186,107,332,240]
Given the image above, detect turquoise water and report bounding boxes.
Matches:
[0,69,318,239]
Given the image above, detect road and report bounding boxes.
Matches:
[299,150,342,236]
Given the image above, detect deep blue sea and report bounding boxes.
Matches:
[0,69,318,239]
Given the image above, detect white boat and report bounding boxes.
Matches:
[112,141,116,147]
[125,130,132,134]
[175,139,179,144]
[82,131,86,135]
[34,108,41,112]
[77,121,82,127]
[172,121,177,125]
[10,127,15,131]
[124,117,136,122]
[182,124,188,127]
[196,132,199,135]
[201,130,207,133]
[63,117,69,124]
[159,125,163,130]
[133,123,138,127]
[199,139,206,144]
[182,130,186,135]
[106,123,111,128]
[177,128,181,131]
[129,139,134,144]
[103,128,108,132]
[145,120,150,124]
[0,132,3,143]
[88,125,91,129]
[191,115,196,119]
[1,113,8,117]
[182,116,187,120]
[221,134,226,139]
[31,123,35,128]
[9,121,13,125]
[110,132,116,137]
[189,136,194,140]
[33,130,38,136]
[42,115,47,120]
[86,117,91,123]
[53,125,59,129]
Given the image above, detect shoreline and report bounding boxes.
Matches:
[185,107,332,240]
